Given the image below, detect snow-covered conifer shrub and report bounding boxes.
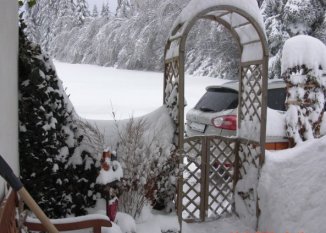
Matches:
[19,20,99,218]
[283,65,325,144]
[281,35,326,144]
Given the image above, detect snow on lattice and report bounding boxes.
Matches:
[281,35,326,75]
[165,39,180,60]
[235,158,259,229]
[238,77,263,142]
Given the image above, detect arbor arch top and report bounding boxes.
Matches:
[166,0,268,63]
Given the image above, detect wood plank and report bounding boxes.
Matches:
[0,189,18,233]
[25,218,112,232]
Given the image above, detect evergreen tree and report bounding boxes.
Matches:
[75,0,90,25]
[53,0,76,34]
[261,0,326,79]
[101,2,110,18]
[23,0,77,52]
[116,0,132,18]
[92,4,99,18]
[19,20,99,218]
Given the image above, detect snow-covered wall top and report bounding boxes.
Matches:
[0,0,19,197]
[168,0,267,63]
[281,35,326,74]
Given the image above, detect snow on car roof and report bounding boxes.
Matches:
[206,79,285,91]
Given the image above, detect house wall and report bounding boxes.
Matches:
[0,0,19,197]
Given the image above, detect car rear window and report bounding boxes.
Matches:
[267,88,286,111]
[194,88,238,112]
[195,87,286,112]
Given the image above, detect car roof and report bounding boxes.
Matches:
[206,79,286,91]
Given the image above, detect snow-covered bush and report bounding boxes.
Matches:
[19,20,99,218]
[262,0,326,79]
[281,35,326,144]
[112,108,176,218]
[114,117,161,218]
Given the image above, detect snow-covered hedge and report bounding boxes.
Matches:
[281,35,326,144]
[19,20,100,218]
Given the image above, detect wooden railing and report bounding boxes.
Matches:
[24,215,112,233]
[0,189,18,233]
[0,188,112,233]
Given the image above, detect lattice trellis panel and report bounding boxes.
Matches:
[164,59,180,144]
[238,64,264,142]
[234,141,261,227]
[182,137,203,221]
[237,142,260,179]
[180,136,236,222]
[207,137,236,220]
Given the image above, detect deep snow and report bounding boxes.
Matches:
[259,136,326,233]
[54,61,326,233]
[54,61,224,120]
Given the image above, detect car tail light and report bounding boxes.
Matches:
[211,115,237,130]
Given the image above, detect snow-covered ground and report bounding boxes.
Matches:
[54,61,326,233]
[54,61,224,120]
[259,136,326,233]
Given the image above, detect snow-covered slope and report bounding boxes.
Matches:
[258,136,326,233]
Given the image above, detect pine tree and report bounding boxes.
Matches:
[92,4,99,18]
[262,0,326,79]
[116,0,132,18]
[19,19,99,218]
[75,0,90,25]
[23,0,78,52]
[101,2,110,18]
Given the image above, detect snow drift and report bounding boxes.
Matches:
[258,136,326,233]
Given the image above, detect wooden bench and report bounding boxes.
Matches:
[0,189,18,233]
[0,188,112,233]
[25,214,112,233]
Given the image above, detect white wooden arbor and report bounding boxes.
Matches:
[163,0,269,229]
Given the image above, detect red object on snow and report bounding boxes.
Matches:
[107,199,118,221]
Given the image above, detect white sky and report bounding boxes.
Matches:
[86,0,118,13]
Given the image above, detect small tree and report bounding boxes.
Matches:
[75,0,90,25]
[282,35,326,144]
[92,5,99,18]
[101,2,110,18]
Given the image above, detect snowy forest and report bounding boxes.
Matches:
[22,0,326,80]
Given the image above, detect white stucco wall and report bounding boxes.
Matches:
[0,0,19,196]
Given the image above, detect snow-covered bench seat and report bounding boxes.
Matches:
[24,214,112,233]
